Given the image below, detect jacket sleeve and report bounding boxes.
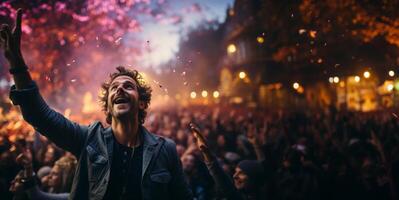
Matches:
[165,139,193,200]
[9,82,88,156]
[27,186,69,200]
[205,156,244,200]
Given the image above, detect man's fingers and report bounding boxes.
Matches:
[14,9,22,38]
[3,24,12,42]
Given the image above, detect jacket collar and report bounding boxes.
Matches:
[141,126,159,147]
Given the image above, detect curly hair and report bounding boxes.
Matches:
[99,66,152,124]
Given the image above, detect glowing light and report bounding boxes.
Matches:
[387,83,394,91]
[227,44,237,54]
[239,71,246,79]
[190,91,197,99]
[354,76,360,82]
[293,82,300,89]
[213,91,220,98]
[389,70,395,77]
[256,36,264,44]
[201,90,208,98]
[328,77,334,83]
[333,76,339,83]
[297,86,304,94]
[363,71,370,79]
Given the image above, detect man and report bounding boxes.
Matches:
[0,9,192,200]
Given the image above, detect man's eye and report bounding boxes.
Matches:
[110,85,117,91]
[125,85,134,89]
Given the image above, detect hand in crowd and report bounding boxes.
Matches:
[16,148,33,178]
[189,123,214,163]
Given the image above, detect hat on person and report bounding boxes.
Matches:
[37,166,52,179]
[237,160,265,185]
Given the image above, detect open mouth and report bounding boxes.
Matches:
[113,97,129,105]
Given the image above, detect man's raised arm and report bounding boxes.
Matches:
[0,9,88,156]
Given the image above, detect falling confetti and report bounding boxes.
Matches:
[181,71,186,76]
[393,113,399,119]
[309,30,317,38]
[153,80,163,88]
[299,29,306,34]
[114,37,122,44]
[183,81,188,86]
[71,79,77,83]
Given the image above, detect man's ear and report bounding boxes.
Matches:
[139,101,145,110]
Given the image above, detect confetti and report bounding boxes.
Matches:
[299,29,306,34]
[115,37,122,44]
[309,30,317,38]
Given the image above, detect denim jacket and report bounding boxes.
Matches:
[9,82,193,200]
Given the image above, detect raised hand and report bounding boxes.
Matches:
[0,8,27,70]
[246,124,258,146]
[16,148,32,167]
[189,123,214,162]
[16,148,33,178]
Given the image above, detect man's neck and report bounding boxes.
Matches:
[111,117,140,147]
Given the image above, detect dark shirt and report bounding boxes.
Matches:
[103,138,143,200]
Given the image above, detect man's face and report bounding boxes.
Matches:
[233,167,250,190]
[107,75,142,121]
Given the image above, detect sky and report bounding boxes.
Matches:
[135,0,234,67]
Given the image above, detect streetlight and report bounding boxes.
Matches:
[213,91,220,98]
[389,70,395,77]
[387,83,394,91]
[256,36,264,44]
[363,71,370,79]
[333,76,339,83]
[328,77,334,83]
[227,44,236,54]
[190,91,197,99]
[239,71,246,79]
[355,76,360,82]
[201,90,208,98]
[293,82,299,89]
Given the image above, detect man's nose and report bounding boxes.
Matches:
[116,85,125,94]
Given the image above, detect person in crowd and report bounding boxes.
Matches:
[189,123,266,200]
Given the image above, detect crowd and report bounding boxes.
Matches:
[1,103,399,200]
